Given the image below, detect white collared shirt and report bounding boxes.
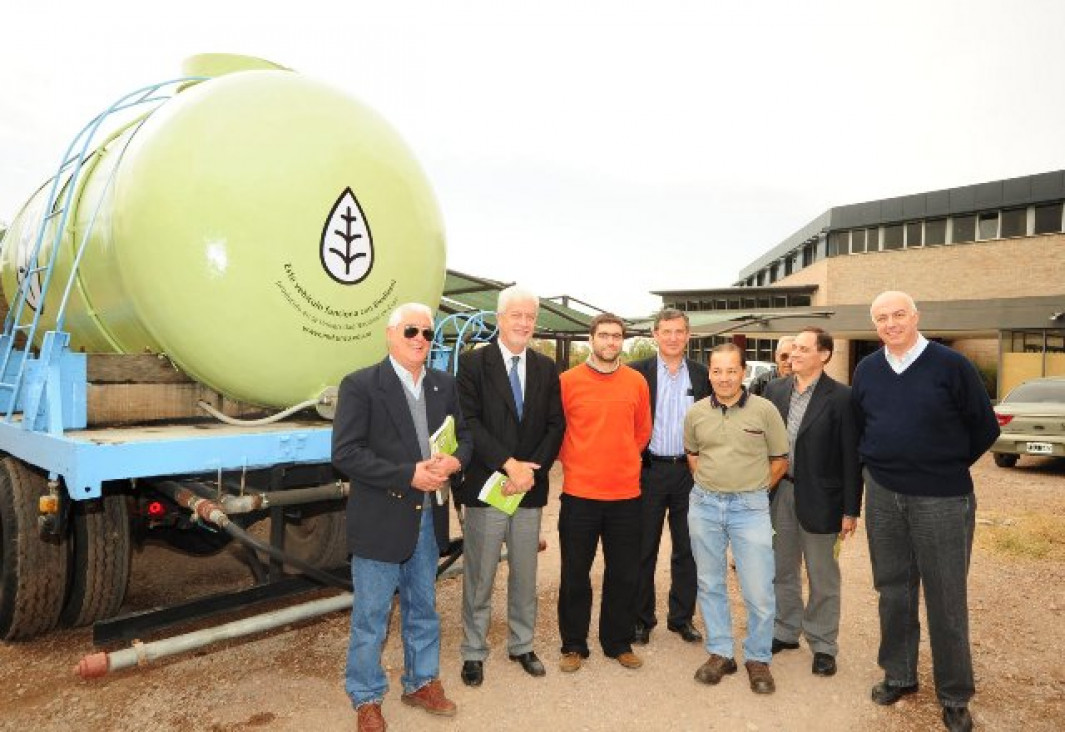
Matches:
[498,340,526,393]
[885,333,929,374]
[389,355,424,399]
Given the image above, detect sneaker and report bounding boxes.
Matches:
[745,660,776,694]
[560,652,583,673]
[400,679,457,717]
[356,702,386,732]
[694,654,738,685]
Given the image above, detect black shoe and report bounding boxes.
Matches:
[461,660,483,687]
[811,652,837,676]
[871,680,919,705]
[667,622,703,644]
[632,622,651,645]
[508,651,546,677]
[771,638,800,654]
[942,706,973,732]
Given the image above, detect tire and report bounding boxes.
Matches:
[0,457,69,640]
[60,493,132,627]
[247,500,348,570]
[993,453,1019,468]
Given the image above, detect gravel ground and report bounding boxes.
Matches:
[0,454,1062,731]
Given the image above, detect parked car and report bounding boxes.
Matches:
[743,360,775,389]
[990,376,1065,467]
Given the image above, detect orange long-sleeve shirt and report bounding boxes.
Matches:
[558,363,652,500]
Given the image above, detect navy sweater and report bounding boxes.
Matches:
[852,341,1000,497]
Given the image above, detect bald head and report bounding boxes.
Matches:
[871,291,920,356]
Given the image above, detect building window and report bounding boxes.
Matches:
[801,243,815,267]
[925,218,947,245]
[850,229,866,254]
[905,222,923,248]
[1034,202,1063,234]
[1000,208,1027,238]
[952,214,977,243]
[977,212,999,240]
[790,293,811,306]
[867,227,880,251]
[883,224,904,250]
[828,231,848,257]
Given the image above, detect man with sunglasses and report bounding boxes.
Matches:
[455,285,565,687]
[333,302,473,732]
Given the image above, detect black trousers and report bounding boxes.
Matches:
[557,493,641,658]
[634,461,697,629]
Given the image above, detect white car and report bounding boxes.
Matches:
[990,376,1065,467]
[743,360,775,389]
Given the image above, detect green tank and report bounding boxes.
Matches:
[0,55,446,408]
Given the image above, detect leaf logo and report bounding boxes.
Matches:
[320,187,374,285]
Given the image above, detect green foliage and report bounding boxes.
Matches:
[623,337,658,363]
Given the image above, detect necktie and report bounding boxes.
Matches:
[509,355,524,420]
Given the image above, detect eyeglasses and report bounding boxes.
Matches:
[402,325,434,341]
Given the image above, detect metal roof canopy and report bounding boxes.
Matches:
[439,269,643,339]
[632,309,836,338]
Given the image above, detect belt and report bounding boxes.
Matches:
[646,453,687,464]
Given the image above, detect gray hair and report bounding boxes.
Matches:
[497,285,539,314]
[775,336,796,356]
[387,302,434,327]
[652,307,689,331]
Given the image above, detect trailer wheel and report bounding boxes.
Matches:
[0,457,69,640]
[60,493,131,627]
[248,500,348,570]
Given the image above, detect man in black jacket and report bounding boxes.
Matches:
[455,286,565,686]
[333,302,473,732]
[630,308,711,645]
[764,327,860,678]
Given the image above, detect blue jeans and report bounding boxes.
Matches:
[345,506,440,708]
[688,486,775,664]
[865,471,976,708]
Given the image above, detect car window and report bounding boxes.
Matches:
[1003,380,1065,404]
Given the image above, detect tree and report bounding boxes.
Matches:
[623,337,657,363]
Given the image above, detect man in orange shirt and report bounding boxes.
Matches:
[557,313,652,673]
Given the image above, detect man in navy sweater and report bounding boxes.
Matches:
[852,291,999,732]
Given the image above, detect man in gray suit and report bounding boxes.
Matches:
[763,327,861,678]
[455,286,565,686]
[333,302,473,732]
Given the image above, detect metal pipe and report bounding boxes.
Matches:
[152,481,351,591]
[180,480,349,514]
[74,592,352,679]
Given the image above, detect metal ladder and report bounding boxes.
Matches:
[0,77,207,431]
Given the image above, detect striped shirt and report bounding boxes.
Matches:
[785,375,819,476]
[647,357,694,457]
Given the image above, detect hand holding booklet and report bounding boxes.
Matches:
[429,415,458,505]
[478,471,525,515]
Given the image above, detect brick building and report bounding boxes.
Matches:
[654,170,1065,397]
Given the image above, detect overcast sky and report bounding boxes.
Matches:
[2,1,1063,317]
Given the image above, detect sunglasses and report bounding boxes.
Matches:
[402,325,434,341]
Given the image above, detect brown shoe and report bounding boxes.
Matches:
[745,660,776,694]
[559,652,583,673]
[401,679,457,717]
[694,654,738,685]
[613,651,643,669]
[356,702,386,732]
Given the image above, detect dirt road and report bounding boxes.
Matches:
[1,454,1062,731]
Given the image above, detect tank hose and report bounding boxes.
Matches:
[221,521,352,591]
[197,399,318,426]
[154,481,351,590]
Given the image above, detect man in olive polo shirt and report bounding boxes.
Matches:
[684,343,788,695]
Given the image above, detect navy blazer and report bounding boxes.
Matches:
[455,343,565,508]
[764,373,862,534]
[629,356,711,451]
[332,357,473,563]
